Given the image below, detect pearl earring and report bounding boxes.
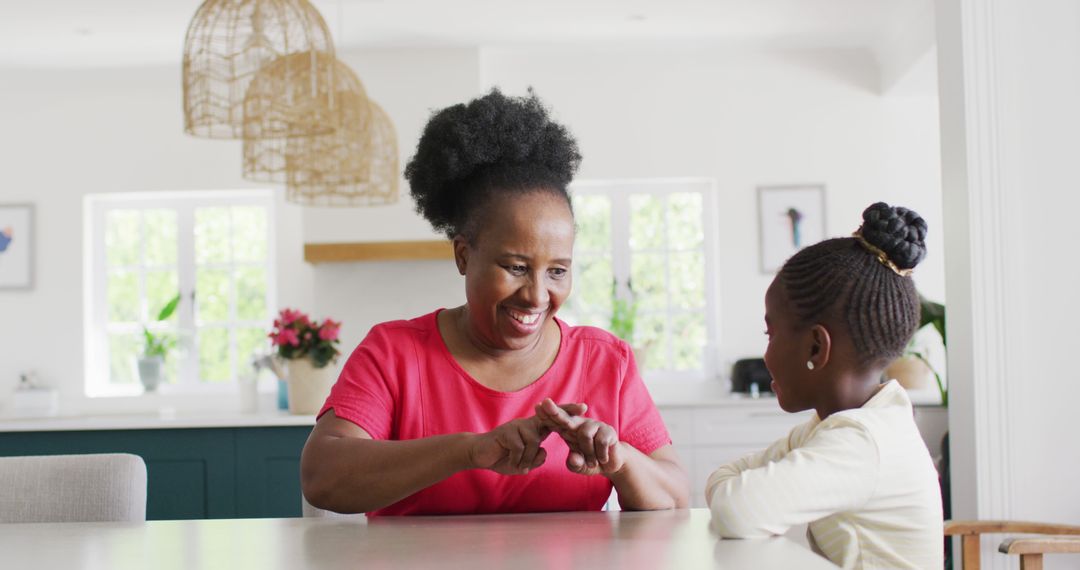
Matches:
[806,360,815,370]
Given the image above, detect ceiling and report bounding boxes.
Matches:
[0,0,933,68]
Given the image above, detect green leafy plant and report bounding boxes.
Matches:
[908,294,947,406]
[142,293,181,360]
[609,279,637,343]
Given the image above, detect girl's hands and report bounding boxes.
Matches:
[469,403,587,475]
[535,398,626,477]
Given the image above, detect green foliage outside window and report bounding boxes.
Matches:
[142,293,181,359]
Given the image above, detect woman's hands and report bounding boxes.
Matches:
[469,403,586,475]
[468,400,633,479]
[534,398,626,477]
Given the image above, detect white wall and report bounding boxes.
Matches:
[303,48,481,353]
[480,46,945,374]
[301,48,482,245]
[0,44,945,412]
[0,65,312,411]
[0,48,481,411]
[938,1,1080,567]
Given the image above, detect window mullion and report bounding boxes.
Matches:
[662,194,674,370]
[228,207,238,382]
[177,202,197,388]
[611,192,632,301]
[87,203,110,395]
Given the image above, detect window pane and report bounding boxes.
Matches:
[108,270,140,322]
[161,349,180,386]
[635,311,668,371]
[572,312,610,330]
[671,312,706,370]
[573,195,611,253]
[199,327,231,383]
[236,327,269,370]
[668,193,704,250]
[195,207,230,264]
[669,252,705,311]
[235,266,267,321]
[232,206,267,262]
[146,270,179,322]
[630,253,667,312]
[106,210,141,267]
[630,195,665,250]
[197,268,231,323]
[144,209,178,266]
[108,332,140,384]
[571,254,612,315]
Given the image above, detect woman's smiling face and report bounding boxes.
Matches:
[458,190,575,353]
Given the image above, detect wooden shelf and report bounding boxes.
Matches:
[304,240,454,263]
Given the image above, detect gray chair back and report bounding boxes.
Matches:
[0,453,147,523]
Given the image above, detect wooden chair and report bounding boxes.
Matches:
[945,520,1080,569]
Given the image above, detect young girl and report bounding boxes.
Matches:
[706,202,943,569]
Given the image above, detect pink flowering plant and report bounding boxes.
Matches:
[268,308,342,369]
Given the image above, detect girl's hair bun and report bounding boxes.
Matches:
[859,202,928,270]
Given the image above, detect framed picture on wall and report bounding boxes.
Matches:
[0,203,34,289]
[757,185,826,274]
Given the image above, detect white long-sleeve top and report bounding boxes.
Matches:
[705,380,943,569]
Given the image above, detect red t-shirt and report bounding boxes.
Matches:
[318,309,671,516]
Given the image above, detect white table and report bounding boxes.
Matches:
[0,508,835,569]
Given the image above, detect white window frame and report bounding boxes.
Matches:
[83,190,277,397]
[569,178,721,382]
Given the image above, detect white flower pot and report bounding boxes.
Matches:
[138,356,164,393]
[285,358,337,415]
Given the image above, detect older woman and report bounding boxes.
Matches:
[300,90,688,516]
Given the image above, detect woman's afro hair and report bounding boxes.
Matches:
[404,88,582,240]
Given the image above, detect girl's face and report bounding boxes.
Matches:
[457,191,575,353]
[763,278,817,413]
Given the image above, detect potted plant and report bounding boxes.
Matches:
[884,294,947,406]
[268,308,342,415]
[138,293,181,393]
[609,278,653,364]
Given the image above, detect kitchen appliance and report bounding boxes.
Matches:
[730,358,773,394]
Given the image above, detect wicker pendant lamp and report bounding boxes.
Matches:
[182,0,336,139]
[242,53,373,184]
[282,100,399,207]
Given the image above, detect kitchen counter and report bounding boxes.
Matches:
[0,381,942,433]
[0,409,315,432]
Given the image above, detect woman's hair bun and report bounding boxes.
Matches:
[859,202,928,270]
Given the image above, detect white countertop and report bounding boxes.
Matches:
[0,381,941,433]
[0,409,315,432]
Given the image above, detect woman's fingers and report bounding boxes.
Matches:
[558,402,588,417]
[517,424,540,470]
[539,399,585,431]
[576,421,601,468]
[596,425,618,466]
[566,450,587,473]
[595,431,610,465]
[501,427,526,469]
[531,447,547,470]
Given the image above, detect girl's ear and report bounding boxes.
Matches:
[808,324,833,370]
[452,235,469,276]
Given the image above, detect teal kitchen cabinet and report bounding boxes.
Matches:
[0,425,312,520]
[235,427,312,518]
